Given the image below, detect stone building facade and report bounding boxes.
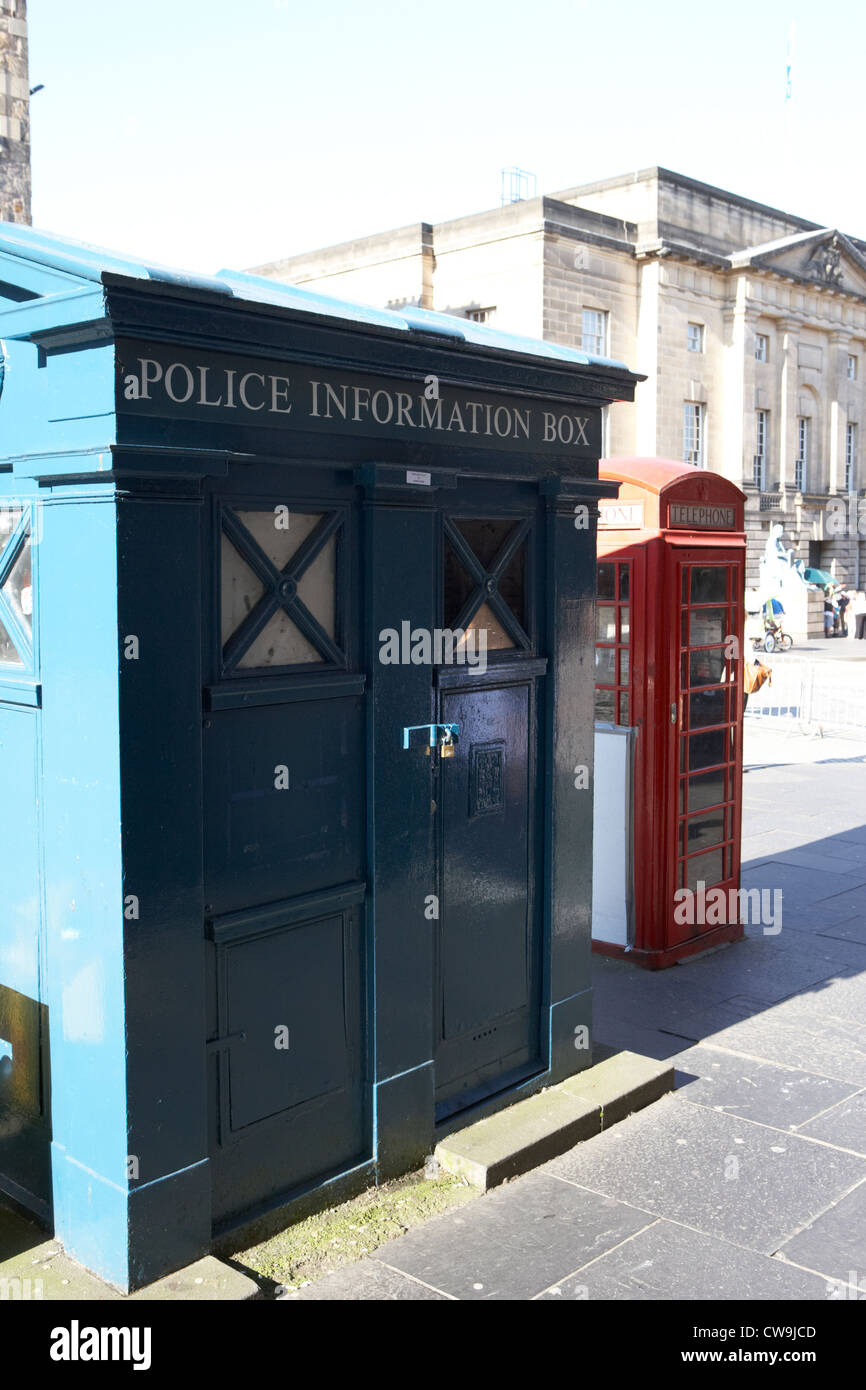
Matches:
[0,0,30,224]
[253,168,866,589]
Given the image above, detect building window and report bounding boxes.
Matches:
[795,417,809,492]
[683,402,705,467]
[754,410,768,490]
[581,308,608,356]
[846,421,857,492]
[466,306,495,324]
[687,322,704,353]
[848,354,858,381]
[754,334,769,363]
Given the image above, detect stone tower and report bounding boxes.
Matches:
[0,0,30,223]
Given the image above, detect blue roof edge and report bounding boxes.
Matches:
[0,222,631,372]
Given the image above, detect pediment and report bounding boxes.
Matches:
[743,230,866,295]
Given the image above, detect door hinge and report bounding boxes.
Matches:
[206,1031,246,1054]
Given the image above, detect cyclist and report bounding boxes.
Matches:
[762,595,785,641]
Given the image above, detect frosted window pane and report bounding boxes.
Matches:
[296,535,336,639]
[3,542,32,633]
[221,535,265,643]
[0,613,22,665]
[461,601,514,652]
[239,611,322,668]
[236,509,322,569]
[0,508,21,545]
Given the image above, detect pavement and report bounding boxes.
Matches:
[288,720,866,1300]
[0,1201,260,1300]
[2,716,863,1303]
[786,636,866,660]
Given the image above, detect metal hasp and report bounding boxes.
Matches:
[0,220,641,1290]
[402,722,459,750]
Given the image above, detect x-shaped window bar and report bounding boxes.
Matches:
[0,511,32,668]
[443,516,532,651]
[221,508,345,672]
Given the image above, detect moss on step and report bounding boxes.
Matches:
[235,1168,476,1292]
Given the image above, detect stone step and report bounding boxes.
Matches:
[434,1051,675,1191]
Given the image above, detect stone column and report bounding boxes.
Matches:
[0,0,31,224]
[828,331,848,497]
[777,318,799,493]
[635,257,660,455]
[722,276,752,486]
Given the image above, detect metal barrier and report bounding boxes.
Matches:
[745,653,866,736]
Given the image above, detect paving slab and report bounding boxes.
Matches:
[698,1002,866,1086]
[808,884,866,920]
[673,1044,859,1129]
[285,1259,448,1301]
[365,1172,654,1300]
[592,963,732,1032]
[669,935,847,1005]
[776,905,866,937]
[743,835,866,866]
[740,862,848,907]
[544,1093,866,1255]
[794,1090,866,1153]
[591,1015,689,1061]
[776,1179,866,1285]
[816,918,866,946]
[792,969,866,1024]
[657,997,762,1045]
[536,1219,843,1301]
[744,849,866,882]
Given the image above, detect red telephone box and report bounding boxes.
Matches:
[593,458,747,968]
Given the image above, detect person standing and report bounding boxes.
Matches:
[837,589,850,636]
[853,590,866,640]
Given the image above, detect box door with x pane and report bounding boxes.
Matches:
[202,476,368,1228]
[433,500,545,1119]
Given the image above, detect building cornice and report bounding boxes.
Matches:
[542,220,635,256]
[638,239,866,311]
[635,239,731,271]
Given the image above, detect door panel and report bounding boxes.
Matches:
[204,478,368,1228]
[207,897,365,1222]
[223,914,354,1131]
[671,553,743,944]
[435,678,541,1112]
[203,695,364,916]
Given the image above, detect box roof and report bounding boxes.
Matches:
[0,221,629,371]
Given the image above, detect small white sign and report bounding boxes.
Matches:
[406,470,431,486]
[598,501,644,529]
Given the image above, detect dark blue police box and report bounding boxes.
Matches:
[0,223,640,1290]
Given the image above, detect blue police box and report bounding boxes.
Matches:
[0,223,640,1290]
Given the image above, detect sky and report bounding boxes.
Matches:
[25,0,866,276]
